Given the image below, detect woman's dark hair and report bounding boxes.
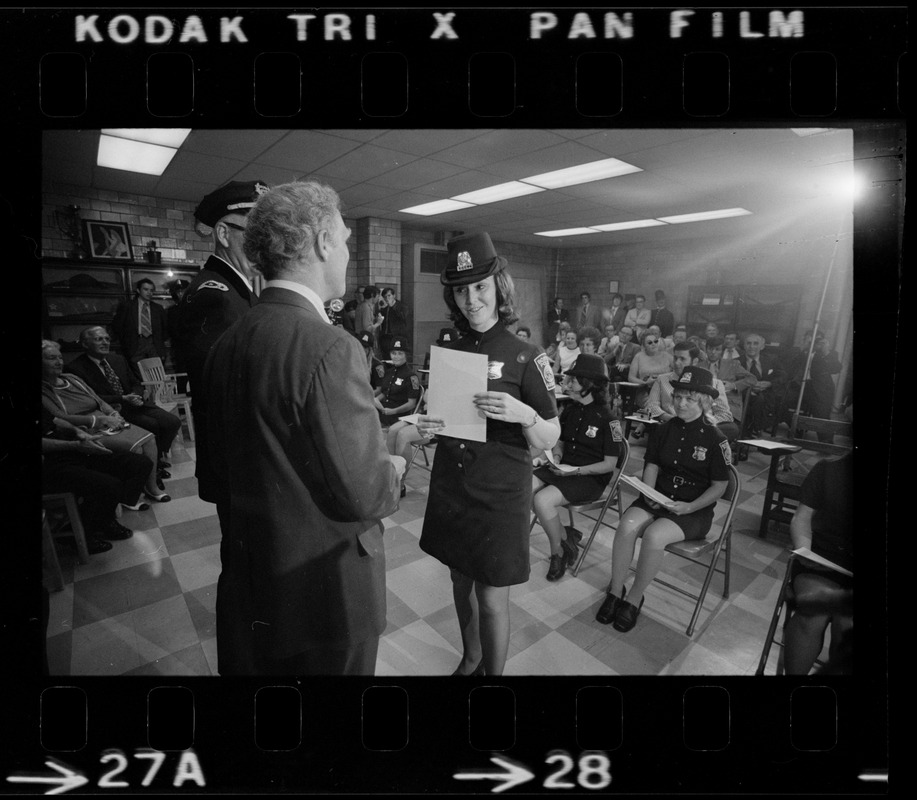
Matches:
[578,326,602,347]
[576,375,611,408]
[443,270,519,333]
[516,325,532,337]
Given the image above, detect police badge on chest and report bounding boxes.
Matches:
[692,446,707,461]
[585,425,598,438]
[487,361,504,380]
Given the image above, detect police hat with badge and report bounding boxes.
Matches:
[389,337,410,354]
[564,353,610,384]
[436,328,459,346]
[194,180,270,232]
[673,366,719,397]
[440,232,507,286]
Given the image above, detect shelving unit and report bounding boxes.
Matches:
[685,284,803,348]
[42,257,198,364]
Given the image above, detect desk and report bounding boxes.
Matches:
[738,439,803,538]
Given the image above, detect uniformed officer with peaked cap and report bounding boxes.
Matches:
[173,179,269,503]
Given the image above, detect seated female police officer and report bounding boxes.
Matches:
[531,354,623,582]
[373,337,421,426]
[595,366,730,632]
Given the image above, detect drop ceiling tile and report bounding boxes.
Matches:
[318,143,420,182]
[255,130,364,172]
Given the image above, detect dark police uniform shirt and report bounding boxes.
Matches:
[369,356,386,390]
[799,453,853,572]
[377,362,421,415]
[644,415,731,503]
[559,402,622,472]
[419,324,558,586]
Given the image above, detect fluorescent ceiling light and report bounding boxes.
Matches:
[97,135,178,176]
[657,208,751,224]
[101,128,191,148]
[534,227,597,237]
[791,128,832,137]
[524,157,642,189]
[453,181,545,205]
[592,219,668,232]
[399,199,475,216]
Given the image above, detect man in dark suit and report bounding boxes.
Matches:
[113,278,167,365]
[378,287,408,354]
[649,289,675,339]
[740,333,787,435]
[65,326,181,480]
[545,296,569,346]
[574,291,603,333]
[172,180,268,504]
[203,180,406,676]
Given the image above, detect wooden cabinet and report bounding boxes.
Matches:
[42,258,199,364]
[685,284,802,347]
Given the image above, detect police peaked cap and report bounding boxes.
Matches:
[564,354,609,384]
[390,338,409,352]
[441,232,507,286]
[194,180,270,227]
[674,366,719,398]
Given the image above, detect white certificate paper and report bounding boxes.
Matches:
[427,346,488,442]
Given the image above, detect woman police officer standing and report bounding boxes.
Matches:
[417,232,560,677]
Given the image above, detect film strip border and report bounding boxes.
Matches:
[4,678,885,793]
[6,7,906,123]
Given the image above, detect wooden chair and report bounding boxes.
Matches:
[757,416,851,538]
[42,492,91,575]
[651,463,742,636]
[137,357,194,444]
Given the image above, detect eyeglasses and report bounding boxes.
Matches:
[644,339,658,345]
[222,221,247,232]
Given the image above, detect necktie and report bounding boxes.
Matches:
[100,359,124,395]
[750,359,761,379]
[580,307,588,327]
[140,301,152,337]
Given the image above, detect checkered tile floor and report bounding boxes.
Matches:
[46,429,832,676]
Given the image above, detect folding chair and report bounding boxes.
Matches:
[755,553,839,675]
[651,463,741,636]
[137,356,194,444]
[403,386,437,471]
[558,439,631,577]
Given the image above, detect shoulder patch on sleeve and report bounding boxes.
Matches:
[610,419,623,442]
[410,375,420,390]
[198,280,230,292]
[516,350,530,363]
[534,353,556,391]
[375,364,386,378]
[719,439,732,465]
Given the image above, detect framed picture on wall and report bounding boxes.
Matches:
[608,280,619,295]
[82,220,134,261]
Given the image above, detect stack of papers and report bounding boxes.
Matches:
[619,475,676,508]
[543,450,578,473]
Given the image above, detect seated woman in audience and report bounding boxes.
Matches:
[373,337,421,426]
[516,326,532,341]
[555,328,581,375]
[42,412,152,553]
[784,449,853,674]
[577,326,602,355]
[595,367,730,632]
[41,340,169,503]
[628,331,674,412]
[531,355,623,582]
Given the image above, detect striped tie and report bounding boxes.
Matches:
[140,301,152,337]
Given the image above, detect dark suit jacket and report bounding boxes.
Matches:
[172,255,258,500]
[113,297,167,360]
[64,351,143,406]
[650,307,675,338]
[202,287,401,665]
[545,306,570,345]
[739,352,786,388]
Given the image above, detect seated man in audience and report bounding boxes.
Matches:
[701,322,720,350]
[739,333,786,435]
[577,326,602,355]
[663,324,686,355]
[646,341,739,440]
[41,412,151,554]
[784,449,853,674]
[605,326,640,380]
[597,322,619,361]
[705,336,756,437]
[66,326,181,482]
[721,331,743,361]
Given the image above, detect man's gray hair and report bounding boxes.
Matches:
[243,180,342,281]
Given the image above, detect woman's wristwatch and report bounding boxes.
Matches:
[521,411,539,429]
